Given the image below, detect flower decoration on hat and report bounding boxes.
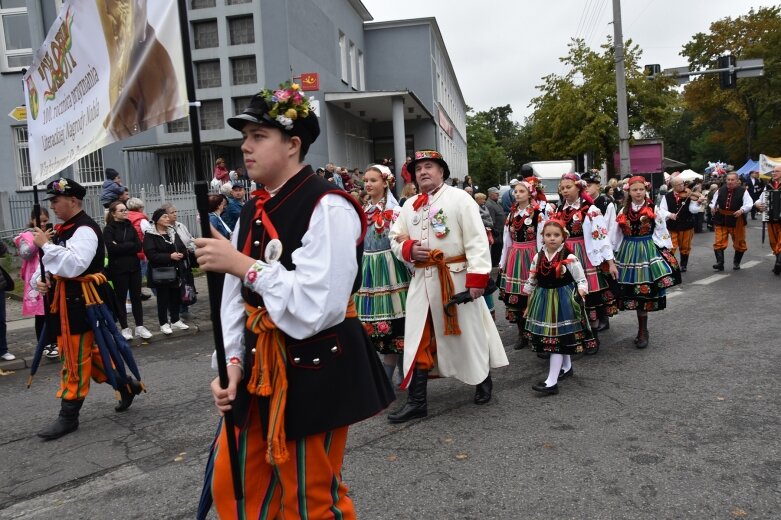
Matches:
[54,178,69,193]
[260,81,312,131]
[375,164,396,188]
[561,172,586,191]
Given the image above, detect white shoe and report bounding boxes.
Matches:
[1,352,16,361]
[160,323,173,335]
[171,320,189,330]
[45,345,59,359]
[135,326,153,339]
[121,328,134,340]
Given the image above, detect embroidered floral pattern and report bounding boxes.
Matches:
[244,261,264,288]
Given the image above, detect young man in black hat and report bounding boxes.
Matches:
[194,82,393,520]
[33,178,143,440]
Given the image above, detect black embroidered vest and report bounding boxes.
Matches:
[664,192,696,231]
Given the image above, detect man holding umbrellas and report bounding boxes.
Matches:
[33,178,143,440]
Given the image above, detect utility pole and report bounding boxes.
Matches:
[612,0,631,178]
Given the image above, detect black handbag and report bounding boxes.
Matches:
[150,266,177,284]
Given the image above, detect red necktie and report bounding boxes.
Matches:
[412,193,429,211]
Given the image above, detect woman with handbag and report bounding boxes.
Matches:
[143,208,189,335]
[104,201,153,340]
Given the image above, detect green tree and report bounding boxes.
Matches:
[529,37,678,177]
[466,108,509,189]
[680,6,781,165]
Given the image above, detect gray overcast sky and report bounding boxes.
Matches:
[361,0,776,121]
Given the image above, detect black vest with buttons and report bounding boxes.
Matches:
[232,166,394,439]
[713,185,747,227]
[664,192,696,231]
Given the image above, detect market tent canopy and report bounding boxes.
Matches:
[736,159,760,177]
[677,169,703,182]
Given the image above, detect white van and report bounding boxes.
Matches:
[525,160,576,205]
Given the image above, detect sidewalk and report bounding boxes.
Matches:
[0,275,214,372]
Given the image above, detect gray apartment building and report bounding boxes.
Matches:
[0,0,466,231]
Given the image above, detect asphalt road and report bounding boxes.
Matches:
[0,221,778,520]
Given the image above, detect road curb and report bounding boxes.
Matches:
[0,320,213,371]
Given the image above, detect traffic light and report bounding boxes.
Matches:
[644,64,661,79]
[717,55,736,89]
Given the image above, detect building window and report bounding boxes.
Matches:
[167,117,190,133]
[231,56,256,85]
[191,0,216,8]
[161,151,193,184]
[200,99,224,130]
[12,126,32,189]
[73,150,105,185]
[228,15,254,45]
[226,0,252,4]
[193,20,219,49]
[357,50,365,91]
[339,31,348,83]
[233,96,253,116]
[0,1,32,72]
[196,60,221,88]
[349,41,356,89]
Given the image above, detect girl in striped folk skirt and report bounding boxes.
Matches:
[523,219,596,395]
[551,173,618,354]
[609,176,681,349]
[354,165,411,384]
[499,180,547,349]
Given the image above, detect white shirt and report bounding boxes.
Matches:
[213,194,362,370]
[39,226,99,279]
[658,191,703,218]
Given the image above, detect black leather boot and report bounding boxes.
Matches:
[387,369,428,423]
[733,251,745,270]
[636,314,649,349]
[474,374,493,405]
[115,377,145,412]
[513,320,527,350]
[774,253,781,275]
[584,328,599,355]
[680,254,689,272]
[38,399,83,440]
[713,250,725,271]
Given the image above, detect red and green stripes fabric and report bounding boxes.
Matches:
[205,404,355,519]
[56,332,109,400]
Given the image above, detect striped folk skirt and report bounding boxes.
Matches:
[566,236,618,321]
[614,235,681,312]
[354,249,411,354]
[523,282,597,354]
[499,240,536,323]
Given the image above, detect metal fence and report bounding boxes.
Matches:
[0,182,212,243]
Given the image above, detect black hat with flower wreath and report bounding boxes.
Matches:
[227,81,320,154]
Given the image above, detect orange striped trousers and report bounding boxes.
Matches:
[769,222,781,255]
[210,405,355,520]
[56,331,109,401]
[670,228,694,256]
[713,219,747,253]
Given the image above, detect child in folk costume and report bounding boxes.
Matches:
[609,176,681,349]
[523,219,595,395]
[355,164,411,384]
[552,173,618,354]
[499,180,547,350]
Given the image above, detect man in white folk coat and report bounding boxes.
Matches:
[388,150,508,423]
